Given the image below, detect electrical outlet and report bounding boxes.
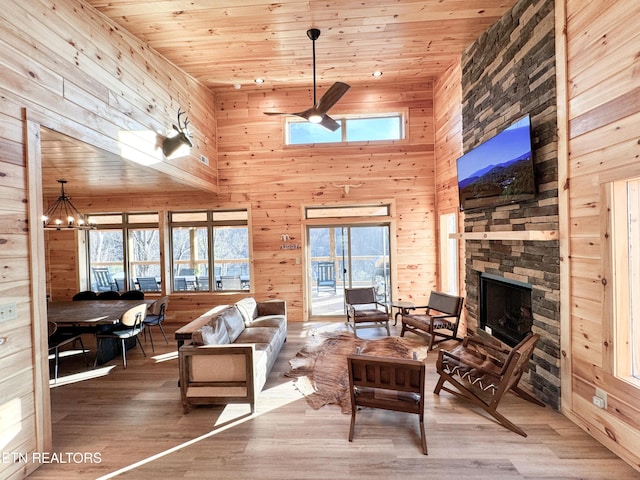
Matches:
[0,303,17,322]
[200,154,209,165]
[593,387,608,409]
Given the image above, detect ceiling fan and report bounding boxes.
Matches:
[264,28,350,132]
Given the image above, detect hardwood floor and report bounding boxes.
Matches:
[28,321,639,479]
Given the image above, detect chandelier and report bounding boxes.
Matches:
[42,180,95,230]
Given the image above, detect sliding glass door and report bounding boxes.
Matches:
[308,224,390,317]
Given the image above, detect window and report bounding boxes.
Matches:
[610,178,640,383]
[306,204,390,219]
[439,212,458,295]
[286,113,405,145]
[170,210,250,292]
[87,213,160,292]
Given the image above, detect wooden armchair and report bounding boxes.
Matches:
[347,353,427,454]
[400,291,464,350]
[433,333,544,437]
[344,287,390,338]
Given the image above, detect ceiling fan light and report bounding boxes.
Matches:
[308,113,323,124]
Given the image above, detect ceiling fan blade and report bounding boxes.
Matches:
[319,114,340,132]
[315,82,350,114]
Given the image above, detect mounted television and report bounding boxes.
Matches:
[456,115,535,211]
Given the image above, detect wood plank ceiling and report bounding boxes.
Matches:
[42,0,518,201]
[85,0,517,89]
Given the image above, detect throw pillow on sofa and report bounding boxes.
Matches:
[192,319,230,346]
[235,297,258,326]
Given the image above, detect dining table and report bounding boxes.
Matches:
[47,299,157,326]
[47,299,158,365]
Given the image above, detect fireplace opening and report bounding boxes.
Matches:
[479,273,533,347]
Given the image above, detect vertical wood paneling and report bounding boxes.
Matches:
[0,1,218,478]
[434,60,464,299]
[214,81,437,321]
[563,0,640,470]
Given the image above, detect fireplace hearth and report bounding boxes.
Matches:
[479,273,533,347]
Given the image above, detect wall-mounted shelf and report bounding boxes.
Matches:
[450,230,558,241]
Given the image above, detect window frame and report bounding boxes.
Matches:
[169,209,251,293]
[85,212,160,293]
[608,178,640,386]
[285,111,408,146]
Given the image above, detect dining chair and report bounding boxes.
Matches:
[143,296,169,351]
[48,321,89,382]
[93,303,147,369]
[120,290,145,300]
[97,290,121,300]
[72,290,98,301]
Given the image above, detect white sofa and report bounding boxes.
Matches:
[176,297,286,413]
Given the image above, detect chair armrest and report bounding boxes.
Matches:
[439,348,496,375]
[374,301,389,313]
[464,335,510,356]
[257,299,286,317]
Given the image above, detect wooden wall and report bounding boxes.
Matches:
[433,60,464,306]
[54,79,438,327]
[215,80,438,321]
[0,1,217,478]
[559,0,640,469]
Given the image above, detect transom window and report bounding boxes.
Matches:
[286,113,405,145]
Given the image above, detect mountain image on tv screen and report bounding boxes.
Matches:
[457,115,535,211]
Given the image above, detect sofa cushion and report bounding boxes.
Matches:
[235,326,278,346]
[248,315,286,329]
[219,306,246,342]
[235,297,257,325]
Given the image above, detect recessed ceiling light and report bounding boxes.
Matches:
[233,83,242,90]
[372,71,383,78]
[254,78,265,84]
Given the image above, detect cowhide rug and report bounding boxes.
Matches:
[285,331,429,413]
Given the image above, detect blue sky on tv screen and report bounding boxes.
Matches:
[457,116,531,181]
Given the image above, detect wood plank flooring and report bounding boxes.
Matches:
[28,321,639,479]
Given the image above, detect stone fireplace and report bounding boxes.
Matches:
[460,0,560,409]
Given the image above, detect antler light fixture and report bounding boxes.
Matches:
[42,180,95,230]
[162,108,193,158]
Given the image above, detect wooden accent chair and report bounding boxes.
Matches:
[344,287,390,338]
[433,333,545,437]
[400,291,464,350]
[347,353,427,455]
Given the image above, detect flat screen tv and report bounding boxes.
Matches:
[456,115,535,211]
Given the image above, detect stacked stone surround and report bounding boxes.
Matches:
[460,0,560,409]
